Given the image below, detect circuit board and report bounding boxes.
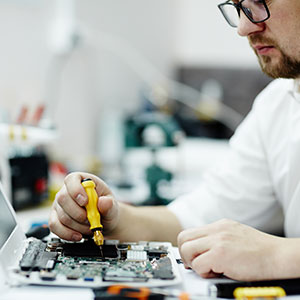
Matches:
[13,238,181,288]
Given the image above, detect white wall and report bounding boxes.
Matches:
[0,1,51,119]
[174,0,259,68]
[0,0,260,170]
[52,0,180,168]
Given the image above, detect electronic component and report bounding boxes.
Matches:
[19,239,46,271]
[39,270,56,281]
[17,238,179,287]
[127,250,147,262]
[62,239,118,257]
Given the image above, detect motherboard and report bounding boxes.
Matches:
[15,238,180,287]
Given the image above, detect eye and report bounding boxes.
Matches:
[253,0,265,6]
[243,6,253,18]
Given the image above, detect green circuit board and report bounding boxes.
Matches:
[18,238,175,284]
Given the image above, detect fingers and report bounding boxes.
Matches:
[96,195,120,235]
[49,174,93,240]
[63,173,89,206]
[54,200,91,234]
[64,172,112,200]
[49,205,87,241]
[177,226,209,267]
[58,172,114,225]
[190,250,222,278]
[55,185,88,223]
[177,219,234,247]
[98,195,118,219]
[178,235,223,279]
[177,219,235,273]
[179,235,210,268]
[93,177,114,197]
[49,171,118,240]
[177,227,207,248]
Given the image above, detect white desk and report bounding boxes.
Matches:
[9,197,297,300]
[1,249,216,300]
[3,208,211,299]
[15,205,51,232]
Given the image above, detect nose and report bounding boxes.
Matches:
[237,12,265,36]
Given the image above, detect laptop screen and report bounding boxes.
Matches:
[0,188,17,249]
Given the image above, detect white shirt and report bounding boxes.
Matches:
[168,78,300,237]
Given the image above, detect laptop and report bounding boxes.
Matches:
[0,183,181,288]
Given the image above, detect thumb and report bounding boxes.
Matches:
[97,195,119,233]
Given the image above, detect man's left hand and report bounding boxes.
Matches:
[177,219,288,281]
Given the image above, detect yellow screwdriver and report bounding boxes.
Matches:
[81,178,104,256]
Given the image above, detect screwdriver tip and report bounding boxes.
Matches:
[93,230,104,246]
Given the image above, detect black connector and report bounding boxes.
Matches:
[26,224,50,239]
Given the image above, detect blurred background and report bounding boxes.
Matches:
[0,0,272,218]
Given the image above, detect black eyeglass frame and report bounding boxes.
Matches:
[218,0,271,28]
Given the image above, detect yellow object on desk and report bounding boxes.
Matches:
[234,287,286,300]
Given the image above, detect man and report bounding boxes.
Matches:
[49,0,300,282]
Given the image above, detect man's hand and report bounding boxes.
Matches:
[49,172,120,242]
[49,171,182,244]
[177,219,290,281]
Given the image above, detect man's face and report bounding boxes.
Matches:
[238,0,300,79]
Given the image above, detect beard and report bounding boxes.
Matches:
[249,35,300,79]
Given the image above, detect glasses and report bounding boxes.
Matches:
[218,0,270,28]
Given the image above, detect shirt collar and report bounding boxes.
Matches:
[294,79,300,93]
[289,79,300,102]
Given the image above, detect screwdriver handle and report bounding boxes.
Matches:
[81,179,103,231]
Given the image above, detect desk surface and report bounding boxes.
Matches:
[10,202,297,300]
[1,263,216,300]
[4,268,300,300]
[4,208,208,299]
[15,205,51,232]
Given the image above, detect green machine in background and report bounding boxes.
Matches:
[124,112,184,205]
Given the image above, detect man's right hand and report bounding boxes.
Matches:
[49,171,182,244]
[49,172,120,242]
